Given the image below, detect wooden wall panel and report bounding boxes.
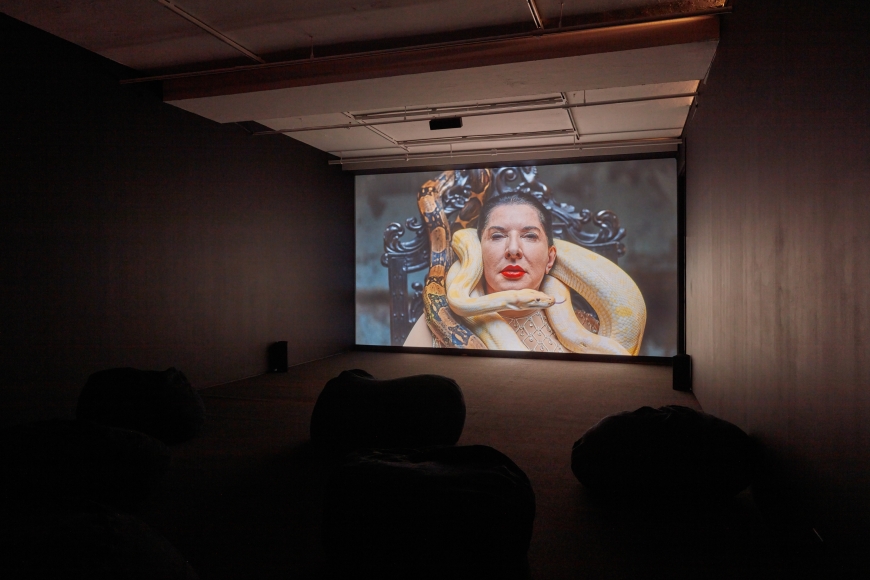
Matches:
[685,0,870,552]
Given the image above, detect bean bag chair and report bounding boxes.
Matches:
[310,369,465,449]
[0,419,170,512]
[571,405,752,505]
[0,504,198,580]
[77,367,205,444]
[322,445,535,579]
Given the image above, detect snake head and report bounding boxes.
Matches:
[507,289,556,310]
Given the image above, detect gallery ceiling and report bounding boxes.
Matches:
[2,0,728,169]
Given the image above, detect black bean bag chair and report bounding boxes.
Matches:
[0,419,170,513]
[0,503,198,580]
[571,405,752,505]
[310,369,466,449]
[322,445,535,579]
[77,367,205,444]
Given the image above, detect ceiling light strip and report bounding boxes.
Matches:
[122,9,728,84]
[397,129,576,147]
[252,92,696,136]
[327,137,682,165]
[155,0,266,64]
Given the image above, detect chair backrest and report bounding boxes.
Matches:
[381,167,626,346]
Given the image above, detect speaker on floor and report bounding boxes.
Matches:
[673,354,692,392]
[268,341,288,373]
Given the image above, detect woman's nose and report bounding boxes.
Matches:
[505,235,522,258]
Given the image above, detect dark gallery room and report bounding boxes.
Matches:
[1,1,868,578]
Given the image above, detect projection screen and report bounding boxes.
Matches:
[356,160,677,357]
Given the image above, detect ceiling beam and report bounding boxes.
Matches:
[161,16,718,103]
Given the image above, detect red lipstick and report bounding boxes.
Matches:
[500,265,525,280]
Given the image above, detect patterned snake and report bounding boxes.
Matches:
[419,171,646,355]
[418,172,487,349]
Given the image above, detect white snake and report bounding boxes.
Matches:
[446,229,646,355]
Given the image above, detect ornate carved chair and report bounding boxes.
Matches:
[381,167,627,346]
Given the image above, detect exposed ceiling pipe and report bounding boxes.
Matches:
[326,137,682,165]
[397,129,576,147]
[121,8,729,84]
[352,96,565,121]
[335,127,681,155]
[561,91,582,141]
[154,0,265,64]
[527,0,545,29]
[557,126,683,138]
[341,112,411,153]
[252,92,697,136]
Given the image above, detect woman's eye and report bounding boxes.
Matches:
[522,233,539,240]
[490,233,506,240]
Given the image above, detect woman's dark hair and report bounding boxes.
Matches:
[477,192,554,245]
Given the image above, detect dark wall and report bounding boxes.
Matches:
[685,1,870,549]
[0,15,355,394]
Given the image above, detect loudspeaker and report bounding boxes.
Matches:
[268,341,288,373]
[673,354,692,392]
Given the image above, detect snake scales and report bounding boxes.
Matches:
[418,170,646,355]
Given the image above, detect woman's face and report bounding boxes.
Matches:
[480,203,557,294]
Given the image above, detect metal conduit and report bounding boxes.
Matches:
[397,129,577,147]
[353,96,565,121]
[154,0,265,64]
[326,137,682,165]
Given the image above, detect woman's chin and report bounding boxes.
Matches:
[488,277,538,293]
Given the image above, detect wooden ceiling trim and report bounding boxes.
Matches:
[162,15,718,102]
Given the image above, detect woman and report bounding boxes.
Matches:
[404,192,644,355]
